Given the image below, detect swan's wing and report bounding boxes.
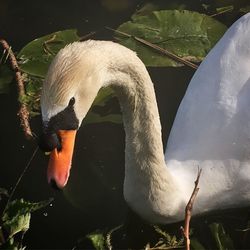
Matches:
[165,13,250,164]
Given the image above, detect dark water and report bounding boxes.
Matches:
[1,0,250,249]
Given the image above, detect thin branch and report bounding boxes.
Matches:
[3,146,39,214]
[181,167,202,250]
[0,39,33,139]
[210,7,233,17]
[79,31,97,41]
[106,27,198,70]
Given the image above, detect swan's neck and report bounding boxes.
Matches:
[103,54,184,223]
[45,41,185,223]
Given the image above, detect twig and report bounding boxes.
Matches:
[0,39,33,139]
[210,7,233,17]
[79,31,97,41]
[43,34,58,55]
[3,146,39,214]
[181,168,202,250]
[106,27,198,70]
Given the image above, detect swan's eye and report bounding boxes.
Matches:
[39,133,62,152]
[69,97,75,106]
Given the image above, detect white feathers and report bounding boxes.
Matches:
[41,13,250,223]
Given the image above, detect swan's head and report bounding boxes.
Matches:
[39,42,104,189]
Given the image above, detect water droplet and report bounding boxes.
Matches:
[43,212,48,217]
[49,203,53,207]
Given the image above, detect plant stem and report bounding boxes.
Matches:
[0,39,33,140]
[106,27,198,70]
[3,146,39,213]
[181,167,202,250]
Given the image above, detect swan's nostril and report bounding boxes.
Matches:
[49,179,62,191]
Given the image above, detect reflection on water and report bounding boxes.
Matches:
[1,0,250,249]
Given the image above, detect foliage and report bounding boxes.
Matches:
[86,231,106,250]
[1,1,250,249]
[0,29,122,122]
[83,88,122,125]
[18,30,79,78]
[209,222,234,250]
[145,226,184,249]
[115,10,227,67]
[16,29,80,117]
[0,197,53,250]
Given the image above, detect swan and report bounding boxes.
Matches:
[39,13,250,224]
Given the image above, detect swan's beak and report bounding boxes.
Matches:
[47,130,77,189]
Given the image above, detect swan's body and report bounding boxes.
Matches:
[40,13,250,223]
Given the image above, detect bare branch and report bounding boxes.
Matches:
[181,167,202,250]
[0,39,33,140]
[106,27,198,70]
[79,31,96,41]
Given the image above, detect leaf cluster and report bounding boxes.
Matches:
[0,192,53,250]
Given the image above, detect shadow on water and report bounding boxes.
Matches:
[1,0,250,249]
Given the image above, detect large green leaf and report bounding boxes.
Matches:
[115,10,227,67]
[18,29,80,78]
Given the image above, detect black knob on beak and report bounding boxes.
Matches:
[39,133,62,152]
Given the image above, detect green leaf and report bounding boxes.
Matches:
[17,29,80,78]
[20,75,43,117]
[209,222,234,250]
[92,87,115,107]
[2,198,53,239]
[83,113,122,126]
[83,87,122,125]
[115,10,227,67]
[86,232,106,250]
[0,64,13,94]
[17,30,80,117]
[3,213,30,239]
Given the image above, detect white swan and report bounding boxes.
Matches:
[40,13,250,224]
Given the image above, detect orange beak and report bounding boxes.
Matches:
[47,130,77,189]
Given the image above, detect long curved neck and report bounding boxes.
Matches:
[112,65,166,174]
[47,40,184,222]
[102,52,183,222]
